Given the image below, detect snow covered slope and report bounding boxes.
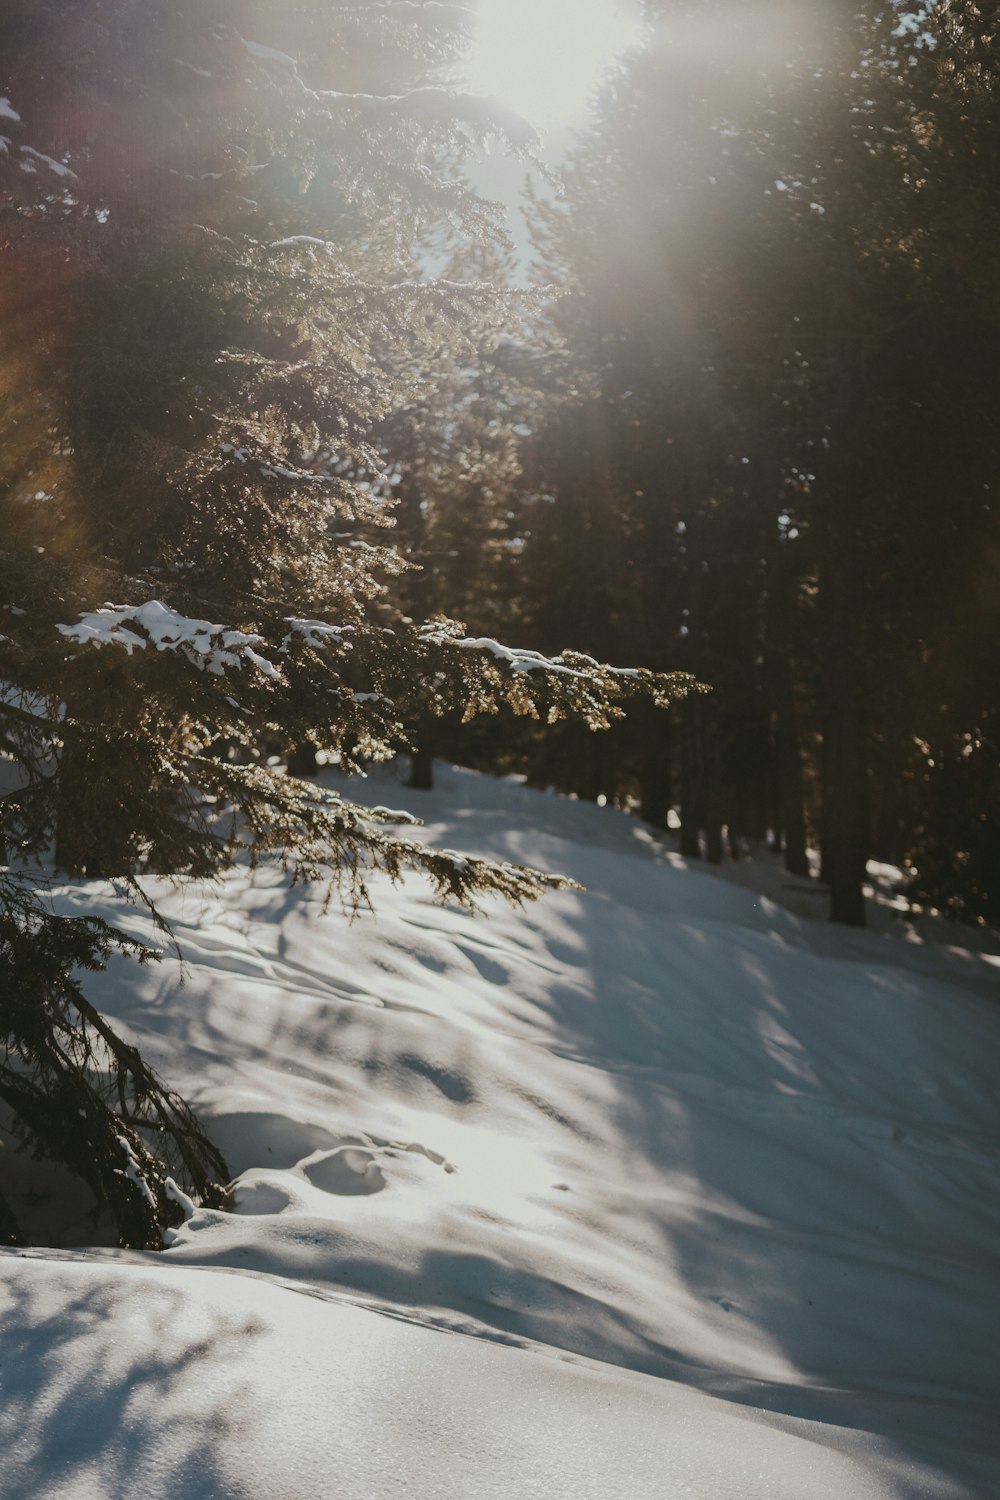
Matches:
[3,763,999,1498]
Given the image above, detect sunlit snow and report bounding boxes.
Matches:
[2,764,998,1497]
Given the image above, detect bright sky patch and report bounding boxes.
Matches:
[467,0,640,127]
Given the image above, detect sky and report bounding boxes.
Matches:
[466,0,642,131]
[462,0,642,274]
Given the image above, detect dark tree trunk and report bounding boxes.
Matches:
[678,708,702,858]
[287,740,319,778]
[702,704,724,864]
[818,724,833,888]
[407,745,435,790]
[821,662,869,926]
[766,547,810,880]
[637,703,673,828]
[54,736,107,877]
[815,499,870,924]
[0,1186,27,1248]
[812,283,873,924]
[398,472,436,793]
[775,677,810,880]
[679,822,701,860]
[569,729,612,804]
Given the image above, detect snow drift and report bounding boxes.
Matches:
[2,764,998,1498]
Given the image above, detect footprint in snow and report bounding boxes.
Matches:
[300,1146,387,1196]
[297,1139,457,1196]
[397,1140,457,1173]
[709,1295,741,1314]
[232,1178,298,1216]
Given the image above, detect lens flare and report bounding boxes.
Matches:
[467,0,640,127]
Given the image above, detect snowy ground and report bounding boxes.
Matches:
[3,763,999,1498]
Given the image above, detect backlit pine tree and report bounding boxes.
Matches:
[0,0,694,1247]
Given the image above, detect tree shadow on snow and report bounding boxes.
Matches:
[528,897,1000,1498]
[0,1267,262,1500]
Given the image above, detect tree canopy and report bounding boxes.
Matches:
[469,0,1000,924]
[0,0,693,1248]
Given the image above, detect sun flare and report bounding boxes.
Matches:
[467,0,640,128]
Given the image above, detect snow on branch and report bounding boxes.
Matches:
[116,1136,157,1210]
[260,249,533,311]
[238,28,535,149]
[57,601,282,681]
[417,620,703,724]
[418,625,637,683]
[269,235,334,252]
[317,86,537,150]
[0,98,21,124]
[282,619,356,652]
[18,145,76,180]
[218,442,332,488]
[429,632,589,677]
[340,2,474,17]
[239,37,298,68]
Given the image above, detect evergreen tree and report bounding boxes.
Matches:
[508,0,1000,922]
[0,1,692,1246]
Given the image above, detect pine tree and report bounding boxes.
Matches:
[510,0,1000,921]
[0,0,693,1247]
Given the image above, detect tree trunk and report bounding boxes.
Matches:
[637,703,673,828]
[818,724,833,888]
[287,740,319,778]
[399,472,435,793]
[678,707,702,858]
[775,678,810,879]
[822,666,869,926]
[816,514,869,924]
[766,546,810,880]
[702,703,724,864]
[406,737,435,791]
[0,1186,27,1248]
[54,736,106,877]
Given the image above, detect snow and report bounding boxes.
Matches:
[239,37,298,68]
[436,631,578,672]
[362,2,475,15]
[3,763,999,1497]
[317,85,538,150]
[0,97,20,123]
[269,235,333,251]
[259,461,323,484]
[58,600,281,680]
[163,1179,196,1221]
[0,682,58,721]
[283,617,355,651]
[114,1138,156,1211]
[18,145,77,179]
[0,1258,906,1500]
[418,625,645,683]
[418,625,585,675]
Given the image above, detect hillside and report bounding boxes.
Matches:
[2,763,999,1499]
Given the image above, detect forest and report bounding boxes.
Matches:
[1,11,1000,1500]
[0,5,998,1495]
[415,1,1000,934]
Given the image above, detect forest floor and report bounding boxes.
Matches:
[2,763,999,1499]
